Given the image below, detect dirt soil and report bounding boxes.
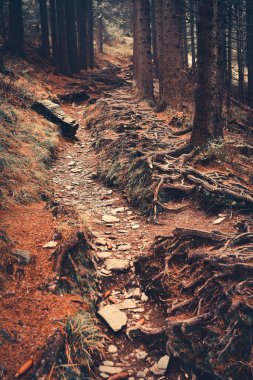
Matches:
[0,51,251,380]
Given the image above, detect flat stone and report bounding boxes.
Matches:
[102,361,114,367]
[99,366,123,375]
[71,168,82,173]
[108,345,118,353]
[117,243,131,251]
[131,224,140,230]
[96,238,108,246]
[102,214,120,223]
[98,305,128,332]
[137,371,147,378]
[105,258,130,272]
[157,355,170,370]
[100,373,109,379]
[114,299,137,310]
[141,293,148,302]
[97,252,112,260]
[12,250,31,265]
[136,351,148,360]
[43,241,58,249]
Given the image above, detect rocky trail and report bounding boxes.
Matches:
[52,99,172,380]
[50,62,250,380]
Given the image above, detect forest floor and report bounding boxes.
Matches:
[1,48,253,380]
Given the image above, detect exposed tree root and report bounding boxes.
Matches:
[87,95,253,216]
[135,228,253,379]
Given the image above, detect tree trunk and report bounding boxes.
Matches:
[180,0,188,69]
[191,0,223,148]
[39,0,50,58]
[65,0,80,73]
[227,0,232,109]
[77,0,88,70]
[160,0,183,108]
[154,0,164,101]
[55,0,71,75]
[8,0,24,57]
[151,0,158,76]
[246,0,253,107]
[49,0,59,67]
[133,0,154,101]
[190,0,196,70]
[235,1,245,102]
[87,0,95,68]
[96,0,103,53]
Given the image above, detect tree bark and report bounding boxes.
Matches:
[87,0,95,68]
[133,0,154,101]
[191,0,224,148]
[77,0,88,70]
[180,0,188,69]
[190,0,196,70]
[246,0,253,107]
[65,0,80,73]
[49,0,59,67]
[96,0,103,53]
[39,0,50,58]
[55,0,71,75]
[227,0,232,109]
[154,0,164,101]
[8,0,24,57]
[160,0,183,108]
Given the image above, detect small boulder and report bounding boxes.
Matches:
[11,250,31,265]
[98,305,128,332]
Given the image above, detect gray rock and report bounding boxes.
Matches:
[157,355,170,370]
[43,241,58,249]
[97,252,112,260]
[114,299,137,310]
[136,350,148,360]
[137,371,147,378]
[117,243,131,251]
[99,366,123,375]
[108,344,118,353]
[102,214,120,223]
[102,361,114,367]
[98,305,127,332]
[105,258,130,272]
[12,250,31,265]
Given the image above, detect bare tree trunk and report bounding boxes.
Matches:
[65,0,80,73]
[49,0,59,67]
[133,0,154,101]
[227,0,232,109]
[154,0,164,102]
[190,0,196,69]
[235,1,245,102]
[77,0,88,70]
[191,0,223,148]
[8,0,24,57]
[151,0,158,76]
[56,0,71,75]
[87,0,95,68]
[96,0,103,54]
[39,0,50,58]
[160,0,183,108]
[246,0,253,107]
[181,0,188,69]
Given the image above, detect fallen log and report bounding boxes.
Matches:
[31,99,79,138]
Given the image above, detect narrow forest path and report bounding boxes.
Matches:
[51,66,236,379]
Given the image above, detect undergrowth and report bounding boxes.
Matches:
[56,311,104,379]
[0,97,59,208]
